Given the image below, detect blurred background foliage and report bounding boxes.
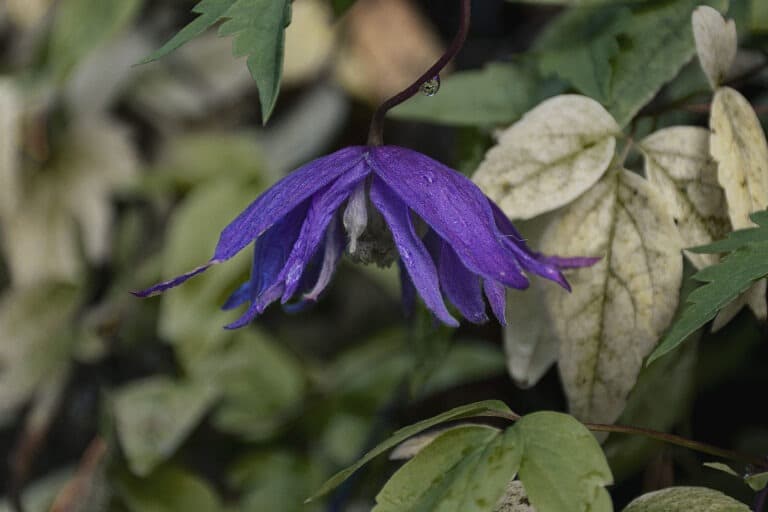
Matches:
[0,0,766,510]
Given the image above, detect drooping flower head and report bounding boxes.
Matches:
[134,145,596,328]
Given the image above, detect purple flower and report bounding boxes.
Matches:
[134,146,596,328]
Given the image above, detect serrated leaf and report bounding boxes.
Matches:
[373,425,522,512]
[217,0,291,121]
[391,63,556,127]
[307,400,513,501]
[622,487,749,511]
[473,95,619,220]
[114,377,217,476]
[693,210,768,253]
[693,6,737,89]
[541,169,682,424]
[516,412,613,512]
[494,481,536,512]
[142,0,236,63]
[143,0,291,123]
[640,126,730,269]
[648,239,768,363]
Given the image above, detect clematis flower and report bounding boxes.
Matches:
[134,145,596,328]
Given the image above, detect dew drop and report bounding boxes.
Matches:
[420,75,441,96]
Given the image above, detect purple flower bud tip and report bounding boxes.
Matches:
[135,146,592,328]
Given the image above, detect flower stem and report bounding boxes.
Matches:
[366,0,472,146]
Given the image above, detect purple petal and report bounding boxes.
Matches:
[304,217,345,301]
[132,263,213,297]
[540,255,602,269]
[368,146,528,290]
[222,281,250,310]
[483,279,507,326]
[223,203,309,328]
[439,241,488,324]
[213,146,366,262]
[279,161,370,301]
[399,259,416,318]
[370,176,458,327]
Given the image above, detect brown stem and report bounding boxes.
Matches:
[366,0,471,146]
[49,438,108,512]
[484,410,767,469]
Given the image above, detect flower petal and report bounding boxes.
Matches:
[131,263,213,297]
[439,240,488,324]
[369,146,528,289]
[483,279,507,325]
[399,259,416,318]
[223,202,309,328]
[370,176,458,327]
[280,161,370,301]
[213,146,365,262]
[222,281,250,310]
[304,217,345,302]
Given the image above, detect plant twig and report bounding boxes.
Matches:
[48,437,108,512]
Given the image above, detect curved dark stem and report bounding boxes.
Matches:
[755,487,768,512]
[366,0,471,146]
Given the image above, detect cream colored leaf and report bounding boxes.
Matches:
[640,126,730,269]
[282,0,335,86]
[541,169,683,424]
[505,284,559,389]
[495,480,537,512]
[473,95,619,220]
[709,86,768,327]
[0,79,21,218]
[710,86,768,230]
[693,6,737,90]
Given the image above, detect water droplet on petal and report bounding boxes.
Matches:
[420,75,441,96]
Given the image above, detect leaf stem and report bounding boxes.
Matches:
[366,0,471,146]
[485,410,767,469]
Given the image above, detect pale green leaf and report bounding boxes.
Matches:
[541,169,682,424]
[0,470,73,512]
[703,462,740,477]
[391,63,556,127]
[114,377,217,476]
[0,79,20,218]
[622,487,749,511]
[746,472,768,491]
[474,95,619,220]
[516,412,613,512]
[308,400,514,501]
[692,6,737,89]
[373,425,522,512]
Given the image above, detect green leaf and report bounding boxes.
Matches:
[143,0,291,123]
[648,239,768,364]
[622,487,750,511]
[373,425,522,512]
[143,0,236,63]
[217,0,292,122]
[332,0,358,16]
[115,465,222,512]
[113,377,217,476]
[516,412,613,512]
[307,400,513,501]
[746,472,768,491]
[692,210,768,254]
[48,0,142,81]
[391,63,560,127]
[703,462,740,477]
[534,0,728,127]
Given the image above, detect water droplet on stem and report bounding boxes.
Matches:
[420,75,441,96]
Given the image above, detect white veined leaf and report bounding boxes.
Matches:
[540,169,682,424]
[494,480,536,512]
[692,6,737,89]
[622,487,750,511]
[473,95,620,220]
[0,79,21,217]
[640,126,730,269]
[709,86,768,326]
